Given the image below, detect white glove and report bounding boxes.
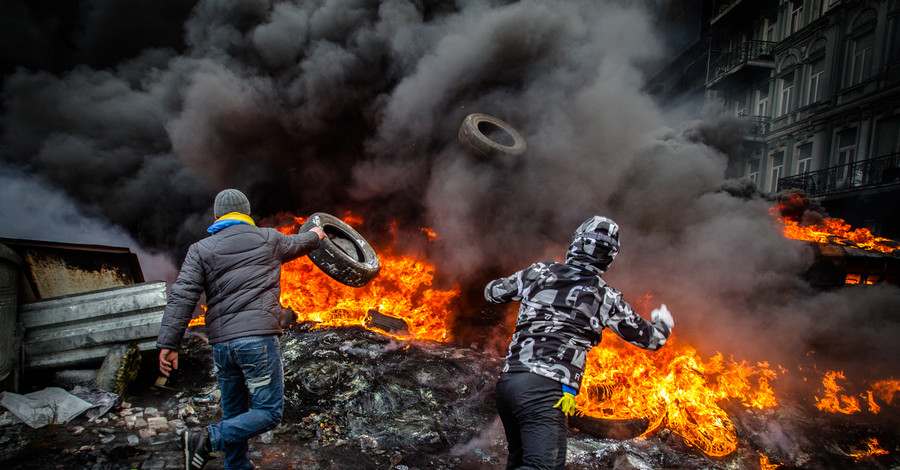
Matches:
[651,304,674,331]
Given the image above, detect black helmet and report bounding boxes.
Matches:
[565,216,619,274]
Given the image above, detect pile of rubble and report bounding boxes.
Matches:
[3,324,900,469]
[0,325,513,469]
[0,397,204,469]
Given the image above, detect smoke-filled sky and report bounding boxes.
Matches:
[2,0,899,379]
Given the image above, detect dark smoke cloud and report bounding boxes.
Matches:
[0,162,177,282]
[2,0,900,379]
[0,0,195,76]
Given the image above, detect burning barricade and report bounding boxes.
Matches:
[184,211,900,468]
[3,209,900,469]
[774,190,900,288]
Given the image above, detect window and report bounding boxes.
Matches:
[733,97,746,116]
[889,17,900,63]
[811,0,827,19]
[780,74,794,116]
[749,159,760,184]
[837,129,857,165]
[873,116,900,157]
[756,88,769,117]
[807,59,824,104]
[770,152,785,192]
[764,15,777,42]
[790,1,804,34]
[797,143,813,173]
[846,32,874,86]
[835,129,857,186]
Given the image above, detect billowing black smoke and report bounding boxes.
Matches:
[2,0,900,384]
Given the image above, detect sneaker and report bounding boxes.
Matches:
[184,428,214,470]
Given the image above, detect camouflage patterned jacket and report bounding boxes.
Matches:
[485,261,670,392]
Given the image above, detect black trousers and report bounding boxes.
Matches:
[495,371,568,470]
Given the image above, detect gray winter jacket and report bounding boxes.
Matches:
[156,223,320,349]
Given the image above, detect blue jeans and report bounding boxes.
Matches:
[496,372,568,470]
[207,335,284,470]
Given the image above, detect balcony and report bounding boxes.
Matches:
[707,40,777,86]
[738,113,771,137]
[778,152,900,197]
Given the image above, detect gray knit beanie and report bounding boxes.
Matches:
[214,189,251,218]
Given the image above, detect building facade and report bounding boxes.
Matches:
[648,0,900,238]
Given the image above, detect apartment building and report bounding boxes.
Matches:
[648,0,900,237]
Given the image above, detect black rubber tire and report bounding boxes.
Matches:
[458,113,527,161]
[300,212,380,287]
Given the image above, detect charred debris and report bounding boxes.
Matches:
[2,320,900,469]
[1,234,900,469]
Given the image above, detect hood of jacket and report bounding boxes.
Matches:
[565,216,619,275]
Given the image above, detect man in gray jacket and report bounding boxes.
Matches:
[157,189,325,470]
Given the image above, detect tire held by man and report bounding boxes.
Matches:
[300,212,380,287]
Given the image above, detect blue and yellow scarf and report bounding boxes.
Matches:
[207,212,257,234]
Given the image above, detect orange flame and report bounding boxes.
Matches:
[849,437,890,461]
[577,335,778,457]
[276,214,458,342]
[865,390,881,414]
[187,305,207,328]
[760,453,781,469]
[872,379,900,405]
[181,211,900,459]
[815,372,900,416]
[773,208,898,254]
[844,273,877,285]
[421,227,440,241]
[186,214,458,342]
[186,213,786,457]
[815,370,861,414]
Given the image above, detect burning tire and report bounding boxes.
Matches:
[458,113,527,161]
[300,212,380,287]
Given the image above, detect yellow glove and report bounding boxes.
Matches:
[553,392,577,416]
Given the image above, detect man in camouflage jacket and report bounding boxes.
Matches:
[485,216,673,469]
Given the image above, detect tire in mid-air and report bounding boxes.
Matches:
[458,113,527,161]
[300,212,380,287]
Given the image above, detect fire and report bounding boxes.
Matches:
[577,335,778,457]
[187,305,207,328]
[773,206,898,254]
[865,390,881,414]
[845,273,876,285]
[421,227,440,241]
[759,453,781,469]
[187,213,459,342]
[276,214,458,342]
[849,438,890,461]
[815,371,900,415]
[772,201,899,284]
[815,370,861,414]
[872,379,900,404]
[180,210,900,460]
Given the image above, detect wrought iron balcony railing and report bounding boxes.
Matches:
[708,40,777,82]
[738,113,771,136]
[778,152,900,197]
